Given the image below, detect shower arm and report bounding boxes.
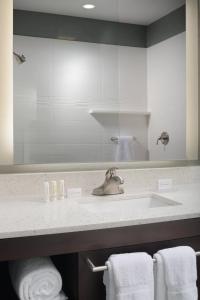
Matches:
[13,51,26,63]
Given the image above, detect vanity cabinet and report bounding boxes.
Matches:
[0,218,200,300]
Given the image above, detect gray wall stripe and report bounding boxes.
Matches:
[13,10,147,48]
[13,6,185,48]
[147,6,186,47]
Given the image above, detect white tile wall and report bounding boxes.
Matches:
[147,32,186,160]
[14,33,186,164]
[118,46,147,110]
[14,35,148,163]
[23,144,104,164]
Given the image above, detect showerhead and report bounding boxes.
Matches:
[13,51,26,63]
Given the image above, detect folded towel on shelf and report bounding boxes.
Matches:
[103,252,154,300]
[9,257,68,300]
[115,136,135,161]
[154,246,198,300]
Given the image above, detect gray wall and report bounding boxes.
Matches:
[14,5,186,48]
[147,6,186,47]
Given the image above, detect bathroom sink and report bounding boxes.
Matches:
[80,193,181,214]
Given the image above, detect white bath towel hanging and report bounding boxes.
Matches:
[154,246,198,300]
[9,257,68,300]
[103,252,154,300]
[115,136,136,161]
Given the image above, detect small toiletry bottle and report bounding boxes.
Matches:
[51,180,57,201]
[58,179,66,200]
[44,181,50,202]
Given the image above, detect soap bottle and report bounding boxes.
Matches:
[58,180,66,200]
[51,180,57,201]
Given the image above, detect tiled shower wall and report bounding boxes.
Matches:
[14,36,148,163]
[147,32,186,160]
[14,32,186,164]
[13,5,186,164]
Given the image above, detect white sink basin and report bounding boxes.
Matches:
[80,193,181,214]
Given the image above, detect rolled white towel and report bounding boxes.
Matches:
[9,257,68,300]
[54,291,68,300]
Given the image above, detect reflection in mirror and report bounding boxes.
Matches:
[13,0,186,164]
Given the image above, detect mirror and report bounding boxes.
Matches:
[13,0,187,164]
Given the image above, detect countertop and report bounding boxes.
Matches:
[0,183,200,239]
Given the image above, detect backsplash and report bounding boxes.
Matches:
[0,166,199,198]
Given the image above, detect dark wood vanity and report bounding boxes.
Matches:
[1,217,200,300]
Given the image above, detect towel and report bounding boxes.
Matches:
[9,257,68,300]
[154,246,198,300]
[115,136,135,161]
[103,252,154,300]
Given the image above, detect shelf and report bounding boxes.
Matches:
[89,109,151,116]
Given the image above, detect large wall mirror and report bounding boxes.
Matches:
[12,0,199,165]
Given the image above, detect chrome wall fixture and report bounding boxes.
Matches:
[156,132,169,146]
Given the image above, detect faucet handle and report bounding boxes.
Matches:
[105,167,118,179]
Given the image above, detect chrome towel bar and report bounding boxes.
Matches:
[87,251,200,273]
[110,136,137,143]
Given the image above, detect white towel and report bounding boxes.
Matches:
[154,246,198,300]
[9,257,68,300]
[103,252,154,300]
[115,136,135,161]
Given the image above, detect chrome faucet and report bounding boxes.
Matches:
[92,167,124,196]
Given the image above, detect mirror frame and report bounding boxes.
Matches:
[0,160,199,174]
[0,0,199,173]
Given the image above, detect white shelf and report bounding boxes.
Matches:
[89,109,151,116]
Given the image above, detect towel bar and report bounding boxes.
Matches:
[87,251,200,273]
[110,136,137,143]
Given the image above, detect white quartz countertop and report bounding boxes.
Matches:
[0,183,200,239]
